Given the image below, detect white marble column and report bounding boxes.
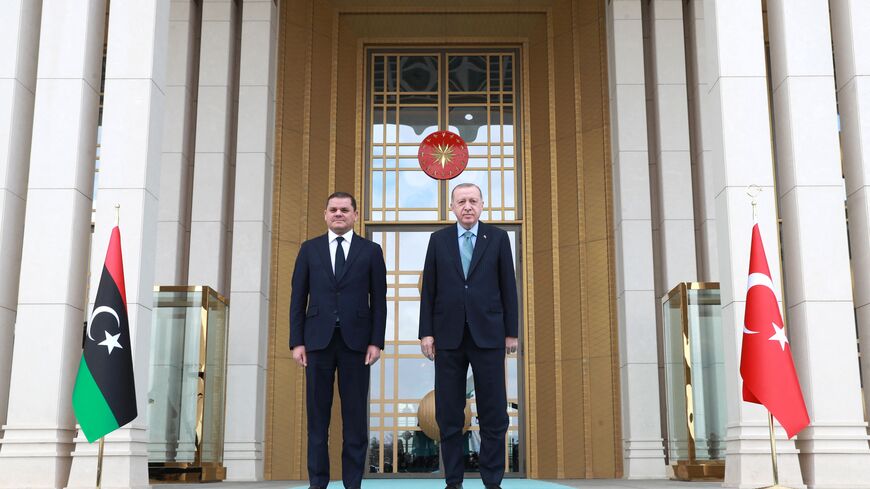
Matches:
[703,0,803,487]
[685,0,718,281]
[607,0,667,478]
[155,0,201,287]
[149,0,200,463]
[65,1,170,488]
[187,0,241,295]
[767,2,870,487]
[0,0,41,438]
[648,0,698,286]
[223,0,276,481]
[0,1,105,487]
[831,0,870,431]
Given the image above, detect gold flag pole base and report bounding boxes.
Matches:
[96,437,105,489]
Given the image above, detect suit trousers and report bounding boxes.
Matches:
[435,328,509,486]
[305,329,370,488]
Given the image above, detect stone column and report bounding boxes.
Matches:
[0,1,105,487]
[155,0,201,286]
[606,0,667,478]
[0,0,41,438]
[767,1,870,487]
[702,0,803,487]
[223,0,277,481]
[648,0,697,288]
[831,0,870,430]
[65,1,170,488]
[685,0,718,281]
[187,0,241,295]
[149,0,200,463]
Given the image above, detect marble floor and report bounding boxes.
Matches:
[170,479,721,489]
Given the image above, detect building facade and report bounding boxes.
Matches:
[0,0,869,488]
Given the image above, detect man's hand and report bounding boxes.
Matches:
[506,337,518,355]
[365,345,382,365]
[421,336,435,361]
[292,345,307,367]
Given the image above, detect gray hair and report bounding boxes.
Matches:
[450,183,483,203]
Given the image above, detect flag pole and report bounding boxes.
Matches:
[96,436,105,489]
[114,204,120,227]
[764,412,785,489]
[748,185,788,489]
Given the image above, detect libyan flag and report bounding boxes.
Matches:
[72,225,137,442]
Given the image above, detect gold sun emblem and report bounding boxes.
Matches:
[430,143,455,168]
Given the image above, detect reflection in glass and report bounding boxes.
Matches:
[399,106,437,144]
[662,284,726,468]
[448,107,488,143]
[147,287,229,479]
[398,172,438,209]
[397,358,435,399]
[449,55,487,92]
[400,56,438,92]
[397,301,421,341]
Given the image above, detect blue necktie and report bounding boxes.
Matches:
[460,231,474,277]
[335,236,345,279]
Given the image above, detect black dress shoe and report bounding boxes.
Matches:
[308,486,325,489]
[445,484,463,489]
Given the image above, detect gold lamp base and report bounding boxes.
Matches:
[149,462,226,483]
[673,460,725,481]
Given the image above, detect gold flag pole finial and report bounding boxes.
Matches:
[114,204,120,227]
[746,185,762,222]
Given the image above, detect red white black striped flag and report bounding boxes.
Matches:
[72,225,137,442]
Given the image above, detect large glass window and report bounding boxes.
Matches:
[365,49,523,477]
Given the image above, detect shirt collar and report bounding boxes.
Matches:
[328,229,354,244]
[457,221,479,238]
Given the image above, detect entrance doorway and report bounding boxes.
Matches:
[363,49,524,477]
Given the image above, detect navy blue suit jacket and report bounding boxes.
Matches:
[289,233,387,352]
[418,222,519,350]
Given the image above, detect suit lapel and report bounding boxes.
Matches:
[315,234,337,285]
[466,222,490,278]
[336,233,362,283]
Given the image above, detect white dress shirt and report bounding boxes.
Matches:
[328,229,353,273]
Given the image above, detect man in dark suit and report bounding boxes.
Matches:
[290,192,387,489]
[419,183,519,489]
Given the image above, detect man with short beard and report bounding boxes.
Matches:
[290,192,387,489]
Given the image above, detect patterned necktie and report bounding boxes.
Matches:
[460,230,474,278]
[334,236,345,279]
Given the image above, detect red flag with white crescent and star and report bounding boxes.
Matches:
[740,223,809,438]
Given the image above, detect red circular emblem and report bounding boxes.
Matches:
[418,131,469,180]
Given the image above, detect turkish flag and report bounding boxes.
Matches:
[740,223,809,439]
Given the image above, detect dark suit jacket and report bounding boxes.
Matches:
[289,233,387,352]
[419,221,519,350]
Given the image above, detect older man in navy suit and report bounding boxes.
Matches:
[290,192,387,489]
[419,183,519,489]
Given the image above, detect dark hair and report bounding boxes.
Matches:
[326,191,357,211]
[450,183,483,203]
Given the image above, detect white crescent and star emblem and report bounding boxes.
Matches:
[99,331,123,355]
[87,305,123,355]
[743,272,789,350]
